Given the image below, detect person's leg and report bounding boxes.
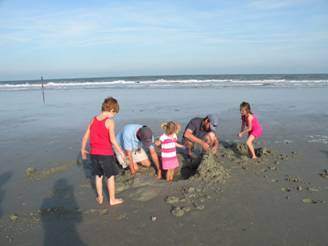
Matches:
[170,169,175,182]
[167,169,173,183]
[166,170,170,182]
[92,156,104,204]
[107,176,123,206]
[246,135,257,159]
[204,132,219,152]
[95,175,104,204]
[139,159,151,167]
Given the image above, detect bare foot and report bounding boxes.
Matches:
[96,196,103,205]
[251,156,257,160]
[110,198,124,206]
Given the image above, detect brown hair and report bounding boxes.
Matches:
[160,121,180,135]
[101,97,119,112]
[240,101,252,114]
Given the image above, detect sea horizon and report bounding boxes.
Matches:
[1,73,328,91]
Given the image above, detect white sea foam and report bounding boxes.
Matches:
[1,78,328,91]
[306,135,328,145]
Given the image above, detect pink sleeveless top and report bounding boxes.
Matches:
[89,117,113,155]
[247,114,263,138]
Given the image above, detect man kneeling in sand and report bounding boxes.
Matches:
[183,114,219,159]
[116,124,161,178]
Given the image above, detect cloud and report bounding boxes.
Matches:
[0,3,223,48]
[1,1,327,56]
[249,0,306,10]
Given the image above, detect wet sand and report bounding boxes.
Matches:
[0,87,328,245]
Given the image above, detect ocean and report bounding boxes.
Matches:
[1,74,328,91]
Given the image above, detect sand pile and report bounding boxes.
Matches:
[232,143,249,156]
[189,152,230,186]
[167,152,230,217]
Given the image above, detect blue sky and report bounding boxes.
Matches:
[0,0,327,80]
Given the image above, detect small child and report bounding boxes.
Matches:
[238,101,263,159]
[81,97,125,206]
[156,121,185,183]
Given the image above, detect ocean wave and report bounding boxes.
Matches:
[1,78,328,91]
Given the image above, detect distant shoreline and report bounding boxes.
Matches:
[1,73,328,91]
[1,73,328,83]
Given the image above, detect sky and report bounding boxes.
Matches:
[0,0,328,80]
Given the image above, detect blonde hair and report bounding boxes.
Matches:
[160,121,181,135]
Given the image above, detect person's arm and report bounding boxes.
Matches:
[184,129,209,151]
[240,115,253,136]
[122,132,137,175]
[107,119,125,160]
[176,142,185,148]
[81,123,91,160]
[149,147,161,177]
[240,117,245,131]
[211,135,219,153]
[238,117,246,137]
[126,150,137,175]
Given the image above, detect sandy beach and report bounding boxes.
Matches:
[0,86,328,246]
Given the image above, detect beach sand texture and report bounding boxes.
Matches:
[0,86,328,245]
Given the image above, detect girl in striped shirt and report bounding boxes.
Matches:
[156,121,185,183]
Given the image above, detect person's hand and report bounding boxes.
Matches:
[81,149,89,160]
[212,145,218,154]
[201,141,210,152]
[120,152,126,162]
[238,132,243,138]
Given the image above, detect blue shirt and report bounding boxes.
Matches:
[117,124,154,151]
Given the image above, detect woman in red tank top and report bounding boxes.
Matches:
[81,97,126,206]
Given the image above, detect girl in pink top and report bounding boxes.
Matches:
[238,101,263,159]
[156,122,185,183]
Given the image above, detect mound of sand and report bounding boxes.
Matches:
[167,152,230,217]
[189,152,230,187]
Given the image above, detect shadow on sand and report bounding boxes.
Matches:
[40,178,86,246]
[76,153,97,196]
[0,171,12,218]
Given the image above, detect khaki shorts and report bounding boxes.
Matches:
[115,148,148,168]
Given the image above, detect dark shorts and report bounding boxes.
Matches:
[90,155,119,178]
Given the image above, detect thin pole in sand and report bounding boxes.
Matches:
[41,76,46,104]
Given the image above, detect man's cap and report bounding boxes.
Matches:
[207,114,219,132]
[137,126,153,148]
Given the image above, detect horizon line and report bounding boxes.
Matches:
[1,72,328,83]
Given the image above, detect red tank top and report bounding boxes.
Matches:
[89,116,113,155]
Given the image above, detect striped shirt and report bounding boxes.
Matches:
[160,133,177,160]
